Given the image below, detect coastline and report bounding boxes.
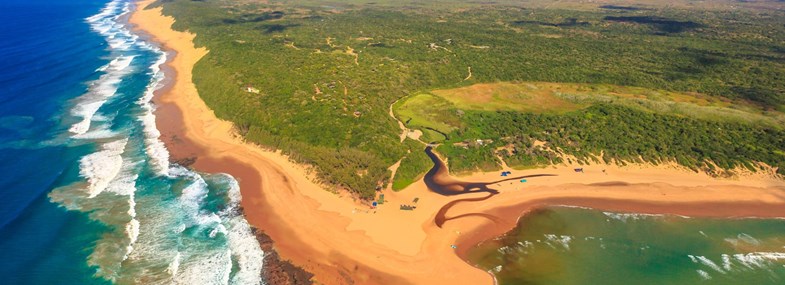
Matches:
[129,1,785,284]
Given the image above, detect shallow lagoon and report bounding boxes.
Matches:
[468,206,785,285]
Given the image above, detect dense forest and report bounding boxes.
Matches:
[157,0,785,197]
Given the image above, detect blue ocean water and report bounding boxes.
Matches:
[0,0,264,284]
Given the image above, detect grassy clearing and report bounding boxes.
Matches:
[430,81,785,127]
[397,81,785,174]
[395,81,785,146]
[431,82,583,113]
[393,93,461,142]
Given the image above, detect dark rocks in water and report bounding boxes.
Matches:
[252,227,314,285]
[173,156,197,167]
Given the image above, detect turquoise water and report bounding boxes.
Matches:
[0,0,263,284]
[469,207,785,285]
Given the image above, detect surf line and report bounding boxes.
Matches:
[422,146,557,227]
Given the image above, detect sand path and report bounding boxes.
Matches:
[389,98,407,143]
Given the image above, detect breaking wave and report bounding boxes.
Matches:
[48,0,264,283]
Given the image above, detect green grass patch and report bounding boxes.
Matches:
[430,81,785,127]
[431,82,583,113]
[393,93,462,142]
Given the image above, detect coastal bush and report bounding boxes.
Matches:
[451,105,785,176]
[159,0,785,195]
[391,139,432,191]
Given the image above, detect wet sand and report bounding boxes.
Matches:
[129,1,785,284]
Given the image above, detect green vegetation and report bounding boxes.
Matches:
[156,0,785,197]
[390,139,432,191]
[395,81,785,140]
[431,82,581,114]
[449,105,785,175]
[393,94,461,142]
[439,143,504,175]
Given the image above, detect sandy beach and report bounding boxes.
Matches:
[129,0,785,284]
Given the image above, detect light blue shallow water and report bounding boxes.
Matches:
[0,0,264,284]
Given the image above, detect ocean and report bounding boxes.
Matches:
[468,206,785,285]
[0,0,263,284]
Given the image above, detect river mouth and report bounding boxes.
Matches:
[422,146,557,227]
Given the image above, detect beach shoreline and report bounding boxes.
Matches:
[128,0,785,284]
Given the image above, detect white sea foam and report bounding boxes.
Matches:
[225,205,264,284]
[168,169,264,284]
[71,124,118,140]
[603,211,662,222]
[544,234,573,250]
[79,139,128,198]
[137,50,170,174]
[731,252,785,269]
[687,252,785,274]
[688,255,726,274]
[214,174,264,284]
[721,254,733,271]
[724,233,763,249]
[696,269,712,280]
[62,1,266,283]
[125,218,140,259]
[69,55,136,135]
[77,136,140,261]
[739,233,760,246]
[168,252,182,279]
[186,250,232,285]
[71,0,138,136]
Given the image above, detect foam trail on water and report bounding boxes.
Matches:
[731,252,785,269]
[696,269,712,280]
[79,138,128,198]
[137,49,170,175]
[222,176,265,284]
[688,255,726,274]
[125,193,139,260]
[52,1,266,283]
[70,0,138,136]
[69,54,136,135]
[602,211,662,223]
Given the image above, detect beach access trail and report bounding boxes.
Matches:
[130,1,785,283]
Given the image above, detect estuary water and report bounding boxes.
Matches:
[468,206,785,285]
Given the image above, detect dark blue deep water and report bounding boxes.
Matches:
[0,1,111,283]
[0,1,264,284]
